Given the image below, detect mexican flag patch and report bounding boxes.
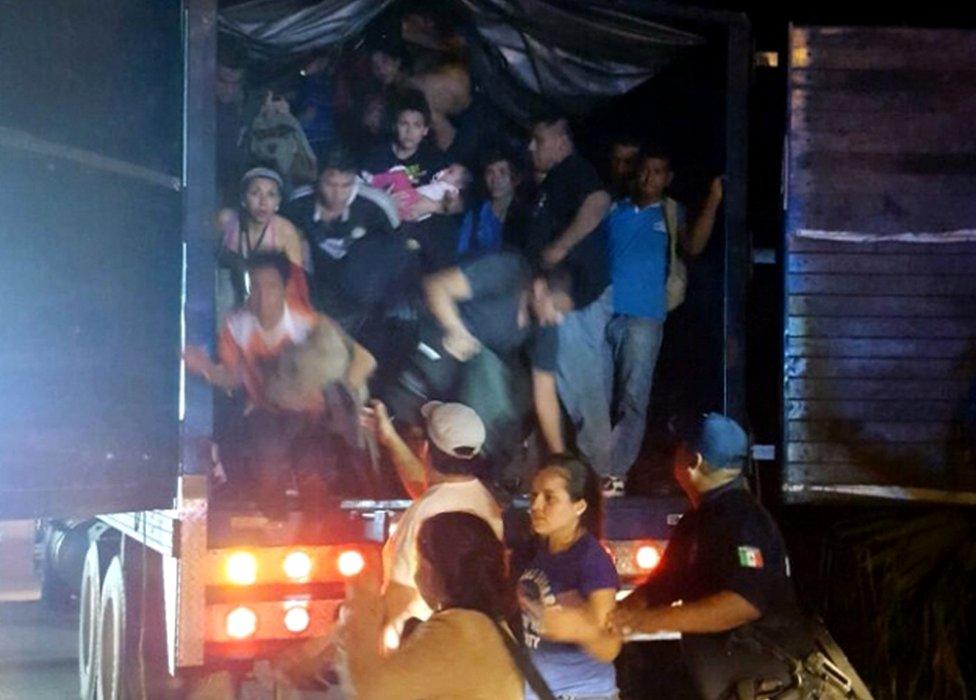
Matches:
[737,546,764,568]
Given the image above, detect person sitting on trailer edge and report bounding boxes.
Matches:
[184,252,376,517]
[609,413,816,699]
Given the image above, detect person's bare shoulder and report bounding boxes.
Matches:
[274,214,303,242]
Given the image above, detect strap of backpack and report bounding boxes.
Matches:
[491,618,558,700]
[663,196,679,277]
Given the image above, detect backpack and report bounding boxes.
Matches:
[662,196,687,312]
[249,107,318,187]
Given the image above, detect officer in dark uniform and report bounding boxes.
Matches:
[611,413,815,699]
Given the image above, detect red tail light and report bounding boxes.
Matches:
[337,550,365,577]
[635,545,661,571]
[225,606,258,639]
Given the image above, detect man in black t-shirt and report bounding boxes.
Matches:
[525,114,614,482]
[611,414,816,699]
[360,88,449,188]
[361,88,463,274]
[416,251,564,486]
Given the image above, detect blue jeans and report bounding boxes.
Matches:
[607,314,664,477]
[556,287,614,475]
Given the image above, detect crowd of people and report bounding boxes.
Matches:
[337,405,818,699]
[200,21,728,505]
[181,12,854,698]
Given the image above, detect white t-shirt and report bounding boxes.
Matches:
[382,478,504,622]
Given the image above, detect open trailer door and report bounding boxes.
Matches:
[782,26,976,504]
[0,0,215,519]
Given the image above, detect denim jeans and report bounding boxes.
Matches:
[607,314,664,477]
[556,287,614,475]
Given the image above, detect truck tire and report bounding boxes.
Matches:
[78,540,113,700]
[43,519,100,608]
[97,557,126,700]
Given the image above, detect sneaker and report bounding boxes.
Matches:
[601,475,626,498]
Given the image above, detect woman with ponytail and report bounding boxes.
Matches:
[514,455,622,699]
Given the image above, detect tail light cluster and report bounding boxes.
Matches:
[214,545,367,587]
[602,539,666,579]
[208,545,371,643]
[211,599,345,643]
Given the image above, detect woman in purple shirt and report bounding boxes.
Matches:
[515,456,622,699]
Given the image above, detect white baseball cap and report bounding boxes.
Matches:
[420,401,486,459]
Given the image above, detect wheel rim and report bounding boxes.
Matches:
[78,547,100,700]
[79,575,94,667]
[97,558,124,700]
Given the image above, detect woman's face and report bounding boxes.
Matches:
[484,160,516,202]
[529,467,583,538]
[244,177,281,223]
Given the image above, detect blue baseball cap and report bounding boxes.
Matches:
[673,412,749,471]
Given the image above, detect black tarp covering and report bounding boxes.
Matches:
[219,0,704,117]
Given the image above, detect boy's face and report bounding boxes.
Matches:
[395,110,428,153]
[247,266,286,328]
[318,169,356,210]
[635,157,672,202]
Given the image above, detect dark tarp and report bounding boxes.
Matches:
[219,0,704,118]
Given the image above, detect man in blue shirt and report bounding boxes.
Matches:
[604,146,723,492]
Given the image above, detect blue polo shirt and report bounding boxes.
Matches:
[606,198,685,320]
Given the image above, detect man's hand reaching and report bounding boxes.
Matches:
[183,346,215,381]
[360,399,397,447]
[442,327,482,361]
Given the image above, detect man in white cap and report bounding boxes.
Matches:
[362,399,503,637]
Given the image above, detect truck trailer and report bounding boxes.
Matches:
[3,0,973,698]
[0,4,721,695]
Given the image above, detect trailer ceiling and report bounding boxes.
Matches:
[218,0,719,117]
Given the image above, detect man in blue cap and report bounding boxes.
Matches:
[610,413,814,699]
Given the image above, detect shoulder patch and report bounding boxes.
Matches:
[737,546,764,569]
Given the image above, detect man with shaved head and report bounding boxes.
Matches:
[525,113,615,485]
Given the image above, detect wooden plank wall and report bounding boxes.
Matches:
[784,27,976,498]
